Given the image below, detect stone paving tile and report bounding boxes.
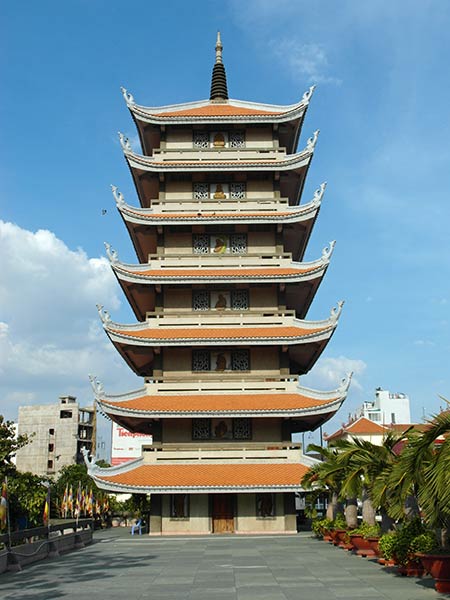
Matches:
[1,528,448,599]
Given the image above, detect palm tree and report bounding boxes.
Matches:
[331,432,405,530]
[389,411,450,548]
[302,444,345,522]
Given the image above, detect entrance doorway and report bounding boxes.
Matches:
[212,494,235,533]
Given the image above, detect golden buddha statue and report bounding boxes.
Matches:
[213,184,226,199]
[213,132,225,147]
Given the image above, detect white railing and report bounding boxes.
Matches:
[152,147,287,161]
[150,197,289,214]
[146,252,293,268]
[142,443,302,463]
[144,309,295,328]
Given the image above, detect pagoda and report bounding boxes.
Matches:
[85,33,351,535]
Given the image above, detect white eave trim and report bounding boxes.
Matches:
[96,395,345,420]
[123,89,315,125]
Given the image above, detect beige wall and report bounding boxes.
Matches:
[162,286,278,313]
[164,179,275,200]
[163,230,276,255]
[236,493,287,533]
[161,494,211,534]
[162,347,280,378]
[162,417,282,443]
[165,127,274,150]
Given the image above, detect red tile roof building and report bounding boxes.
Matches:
[85,33,351,535]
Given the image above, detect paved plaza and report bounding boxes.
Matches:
[1,528,447,600]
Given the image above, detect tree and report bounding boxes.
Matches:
[333,433,404,530]
[0,415,31,479]
[303,444,346,522]
[389,411,450,548]
[8,472,50,528]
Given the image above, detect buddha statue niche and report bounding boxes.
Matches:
[213,184,226,199]
[213,132,226,147]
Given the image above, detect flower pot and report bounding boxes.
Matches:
[397,559,425,578]
[416,553,450,593]
[349,534,377,558]
[322,528,333,542]
[335,529,353,550]
[330,529,343,546]
[367,536,380,557]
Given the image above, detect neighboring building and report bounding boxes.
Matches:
[16,396,94,476]
[357,388,411,425]
[85,34,351,535]
[323,416,425,446]
[111,422,153,465]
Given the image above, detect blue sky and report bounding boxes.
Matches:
[1,1,450,441]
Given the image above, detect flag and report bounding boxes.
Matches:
[75,482,82,519]
[87,489,94,516]
[61,485,68,518]
[68,485,73,517]
[43,487,50,526]
[0,479,7,531]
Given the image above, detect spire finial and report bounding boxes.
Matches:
[210,32,228,101]
[215,31,223,64]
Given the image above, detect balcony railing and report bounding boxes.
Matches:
[149,196,289,214]
[146,252,293,268]
[142,442,302,463]
[144,309,296,328]
[152,147,287,162]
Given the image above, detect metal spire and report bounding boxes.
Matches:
[210,31,228,101]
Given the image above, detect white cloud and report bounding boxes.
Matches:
[272,40,342,85]
[0,220,138,419]
[302,355,367,391]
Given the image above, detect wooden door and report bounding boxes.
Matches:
[212,494,235,533]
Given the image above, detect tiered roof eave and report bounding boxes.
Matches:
[90,374,352,420]
[105,241,335,285]
[121,86,315,125]
[111,182,326,226]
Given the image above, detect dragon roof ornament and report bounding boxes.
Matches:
[306,129,320,152]
[96,304,111,325]
[321,240,336,261]
[118,131,132,153]
[120,86,135,106]
[338,372,354,393]
[89,374,105,398]
[111,185,125,208]
[330,300,345,323]
[302,85,316,103]
[312,182,327,206]
[104,242,119,264]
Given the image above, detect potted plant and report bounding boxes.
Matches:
[378,532,398,566]
[390,412,450,591]
[349,522,381,557]
[311,517,333,541]
[380,519,433,577]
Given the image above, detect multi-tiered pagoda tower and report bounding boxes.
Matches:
[86,34,351,535]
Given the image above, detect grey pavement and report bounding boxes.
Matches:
[1,528,447,600]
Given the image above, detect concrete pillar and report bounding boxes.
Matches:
[149,495,162,535]
[284,492,297,533]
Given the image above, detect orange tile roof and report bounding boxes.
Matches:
[105,393,338,413]
[345,417,387,434]
[97,462,309,488]
[111,325,324,340]
[155,104,279,118]
[126,267,315,279]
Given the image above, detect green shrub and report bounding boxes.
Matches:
[379,532,397,560]
[379,519,436,566]
[332,513,347,529]
[311,517,333,537]
[410,531,437,555]
[349,521,381,538]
